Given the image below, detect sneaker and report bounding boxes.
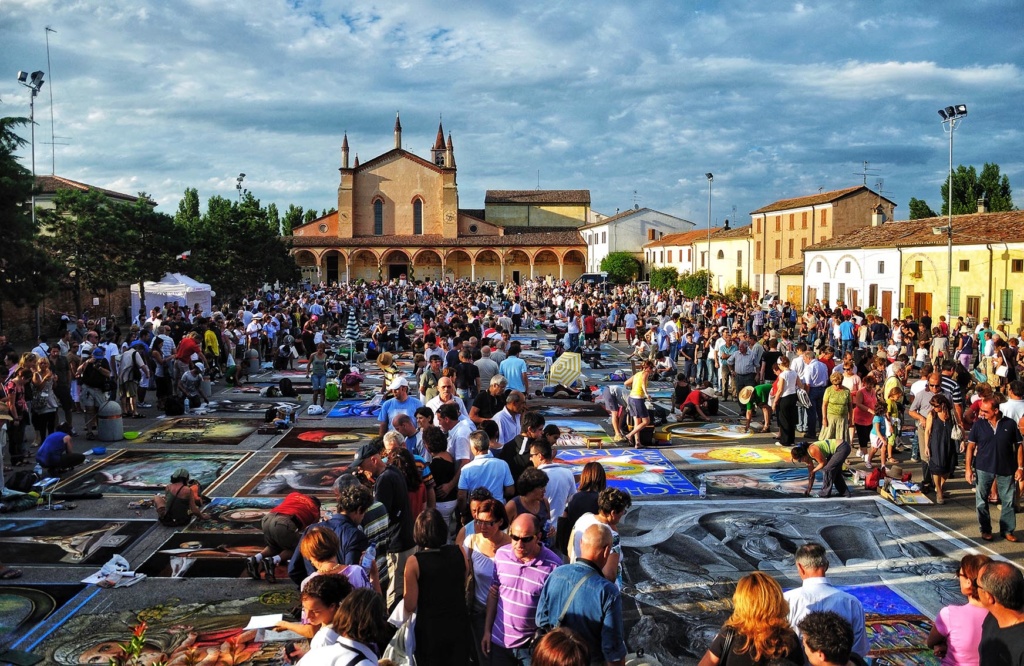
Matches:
[139,403,153,408]
[245,557,261,580]
[909,457,921,463]
[262,558,276,583]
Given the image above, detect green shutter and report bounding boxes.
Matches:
[949,287,960,317]
[1000,289,1013,321]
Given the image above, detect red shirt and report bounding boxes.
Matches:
[271,491,320,527]
[175,336,201,361]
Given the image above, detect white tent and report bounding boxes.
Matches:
[130,273,213,318]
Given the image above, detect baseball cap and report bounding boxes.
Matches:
[171,468,190,482]
[194,363,205,373]
[92,347,106,359]
[389,377,409,391]
[348,441,382,470]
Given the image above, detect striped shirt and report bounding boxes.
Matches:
[490,543,561,648]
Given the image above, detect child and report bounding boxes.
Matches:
[673,373,692,410]
[884,385,903,463]
[914,340,929,373]
[868,401,895,467]
[275,571,354,645]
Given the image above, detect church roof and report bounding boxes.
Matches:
[433,122,445,150]
[485,190,591,205]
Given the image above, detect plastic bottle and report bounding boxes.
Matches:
[361,542,377,571]
[698,478,707,499]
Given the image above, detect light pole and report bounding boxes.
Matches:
[705,173,713,296]
[16,70,45,227]
[236,172,246,200]
[938,104,967,324]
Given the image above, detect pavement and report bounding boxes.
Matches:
[0,334,1020,665]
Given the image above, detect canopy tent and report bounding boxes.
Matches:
[130,273,213,318]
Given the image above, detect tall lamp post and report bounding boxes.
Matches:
[937,104,967,324]
[705,173,713,296]
[16,70,45,226]
[236,172,246,201]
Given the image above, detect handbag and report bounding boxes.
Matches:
[382,615,418,666]
[996,364,1009,378]
[797,388,811,408]
[951,421,964,441]
[719,626,736,665]
[465,542,477,612]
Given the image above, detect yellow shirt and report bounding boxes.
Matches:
[629,371,648,399]
[204,329,220,356]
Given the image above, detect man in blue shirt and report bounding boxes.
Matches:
[457,431,514,520]
[498,341,529,394]
[378,377,423,435]
[536,523,627,665]
[838,316,856,355]
[965,396,1024,542]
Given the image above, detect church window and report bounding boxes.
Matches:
[413,199,423,235]
[373,199,384,235]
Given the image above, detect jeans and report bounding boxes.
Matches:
[705,358,718,387]
[490,643,533,666]
[806,386,827,439]
[683,359,696,381]
[841,339,855,355]
[797,404,808,433]
[820,441,852,497]
[974,469,1016,536]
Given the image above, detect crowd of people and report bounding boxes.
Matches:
[4,276,1024,664]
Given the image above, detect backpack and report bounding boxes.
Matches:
[5,470,38,493]
[159,487,193,526]
[279,378,297,398]
[865,466,884,490]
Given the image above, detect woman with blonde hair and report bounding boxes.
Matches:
[821,371,852,445]
[698,571,801,665]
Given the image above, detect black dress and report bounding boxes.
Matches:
[927,414,957,476]
[414,545,469,666]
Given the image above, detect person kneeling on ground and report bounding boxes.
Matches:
[35,425,85,476]
[247,491,322,583]
[154,468,207,527]
[791,440,853,499]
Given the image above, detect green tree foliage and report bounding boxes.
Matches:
[678,269,713,298]
[119,194,185,315]
[321,207,337,217]
[0,117,61,308]
[908,197,937,220]
[171,190,298,300]
[303,208,319,225]
[267,202,280,234]
[599,252,640,284]
[281,204,303,236]
[649,266,679,291]
[911,163,1014,219]
[175,187,200,231]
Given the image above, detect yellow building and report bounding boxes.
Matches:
[292,116,587,284]
[707,224,755,295]
[750,185,896,295]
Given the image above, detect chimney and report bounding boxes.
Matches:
[978,197,989,214]
[871,204,886,227]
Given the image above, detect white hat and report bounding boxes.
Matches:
[191,353,199,361]
[194,363,205,373]
[389,377,409,390]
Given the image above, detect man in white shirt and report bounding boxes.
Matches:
[426,377,470,425]
[785,543,869,660]
[493,391,527,449]
[530,438,575,523]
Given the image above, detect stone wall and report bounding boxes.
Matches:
[0,285,133,345]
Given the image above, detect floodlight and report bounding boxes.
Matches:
[938,109,948,120]
[705,172,713,181]
[954,104,967,116]
[16,71,27,83]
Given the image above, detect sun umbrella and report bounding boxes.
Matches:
[549,352,582,387]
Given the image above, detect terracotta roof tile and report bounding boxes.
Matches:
[805,210,1024,252]
[643,228,719,249]
[714,224,753,239]
[777,262,804,276]
[750,185,895,215]
[35,175,145,203]
[484,190,591,205]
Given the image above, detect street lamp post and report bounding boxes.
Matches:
[938,104,967,324]
[706,172,713,296]
[16,70,45,227]
[236,173,246,201]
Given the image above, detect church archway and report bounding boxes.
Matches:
[413,248,443,284]
[562,249,586,282]
[473,249,501,282]
[350,249,379,283]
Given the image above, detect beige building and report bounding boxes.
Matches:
[750,185,896,295]
[292,116,587,284]
[643,228,719,279]
[707,224,755,294]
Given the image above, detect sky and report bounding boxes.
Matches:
[2,0,1022,228]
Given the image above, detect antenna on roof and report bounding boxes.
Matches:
[854,160,880,186]
[632,190,642,210]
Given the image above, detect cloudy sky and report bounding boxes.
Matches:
[2,0,1021,227]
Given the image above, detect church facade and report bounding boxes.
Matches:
[291,115,588,285]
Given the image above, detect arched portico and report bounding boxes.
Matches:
[534,249,560,282]
[473,249,501,282]
[413,248,443,283]
[381,249,411,282]
[446,249,474,282]
[505,249,531,284]
[562,249,586,282]
[295,250,320,284]
[350,249,379,283]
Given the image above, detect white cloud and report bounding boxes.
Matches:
[0,0,1020,226]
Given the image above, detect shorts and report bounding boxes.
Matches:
[81,385,107,410]
[120,380,139,399]
[261,512,301,555]
[603,390,625,413]
[584,332,598,342]
[629,396,649,419]
[310,373,327,391]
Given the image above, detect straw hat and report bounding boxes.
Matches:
[738,386,755,404]
[377,351,394,368]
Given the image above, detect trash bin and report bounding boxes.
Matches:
[247,349,261,374]
[97,400,124,442]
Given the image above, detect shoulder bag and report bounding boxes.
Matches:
[719,626,736,665]
[533,568,597,645]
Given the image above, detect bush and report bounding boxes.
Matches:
[600,252,640,284]
[678,270,713,298]
[650,267,679,291]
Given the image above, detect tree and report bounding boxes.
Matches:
[281,204,303,236]
[266,202,280,234]
[175,187,200,231]
[0,117,61,312]
[303,208,319,225]
[649,266,679,291]
[908,197,936,220]
[910,163,1014,220]
[678,270,713,298]
[600,252,640,284]
[41,189,135,315]
[119,194,185,316]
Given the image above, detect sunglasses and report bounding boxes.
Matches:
[476,519,498,528]
[509,534,536,543]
